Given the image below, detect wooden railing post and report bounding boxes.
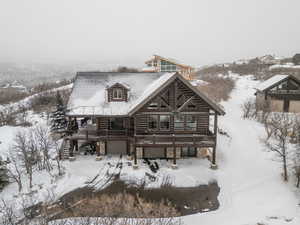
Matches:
[173,134,176,165]
[134,136,137,165]
[212,113,218,169]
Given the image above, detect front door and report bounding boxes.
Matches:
[283,99,290,112]
[181,147,197,157]
[106,141,127,155]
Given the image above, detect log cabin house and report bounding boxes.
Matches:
[143,55,195,80]
[255,75,300,112]
[64,72,225,168]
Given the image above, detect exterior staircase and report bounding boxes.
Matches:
[60,139,70,160]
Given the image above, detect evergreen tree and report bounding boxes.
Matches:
[0,156,9,191]
[50,91,68,134]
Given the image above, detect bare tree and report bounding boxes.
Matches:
[33,126,53,172]
[0,199,18,225]
[52,140,64,176]
[241,98,256,119]
[264,113,294,181]
[7,149,24,192]
[13,131,34,189]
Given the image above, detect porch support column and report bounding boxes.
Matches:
[133,137,138,169]
[211,113,218,169]
[74,140,78,152]
[95,141,102,161]
[69,140,76,161]
[172,135,177,169]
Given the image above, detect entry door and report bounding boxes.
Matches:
[181,147,197,157]
[107,141,127,155]
[283,99,290,112]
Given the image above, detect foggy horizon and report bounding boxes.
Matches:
[0,0,300,67]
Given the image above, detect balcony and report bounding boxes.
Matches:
[134,134,216,148]
[68,124,133,140]
[269,90,300,95]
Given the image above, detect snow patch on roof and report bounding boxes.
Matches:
[269,64,300,70]
[67,72,174,116]
[256,75,289,91]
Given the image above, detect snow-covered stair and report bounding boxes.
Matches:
[61,139,70,160]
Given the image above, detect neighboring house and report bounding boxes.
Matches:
[293,54,300,65]
[255,75,300,112]
[65,72,225,168]
[143,55,195,80]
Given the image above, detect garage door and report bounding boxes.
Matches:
[107,141,127,155]
[144,147,165,158]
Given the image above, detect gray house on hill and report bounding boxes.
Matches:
[255,75,300,112]
[63,72,225,168]
[293,54,300,65]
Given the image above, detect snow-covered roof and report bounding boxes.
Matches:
[67,72,174,116]
[256,75,289,92]
[67,72,225,116]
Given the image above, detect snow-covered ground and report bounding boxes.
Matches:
[1,75,300,225]
[184,75,300,225]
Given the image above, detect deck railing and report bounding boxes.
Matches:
[134,134,216,147]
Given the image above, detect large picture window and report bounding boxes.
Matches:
[186,115,197,131]
[148,115,158,130]
[148,115,170,131]
[174,115,185,130]
[174,114,197,131]
[160,115,170,130]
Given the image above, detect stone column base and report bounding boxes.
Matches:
[171,164,178,169]
[69,157,76,161]
[133,164,139,169]
[210,163,218,170]
[95,156,103,161]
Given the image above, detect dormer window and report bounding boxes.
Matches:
[107,83,129,102]
[113,88,123,100]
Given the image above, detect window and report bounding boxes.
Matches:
[112,88,123,99]
[160,115,170,130]
[174,114,197,131]
[109,118,124,130]
[174,115,185,130]
[186,115,197,131]
[148,115,158,130]
[148,115,170,131]
[160,60,177,72]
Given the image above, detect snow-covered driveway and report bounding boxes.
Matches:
[184,76,300,225]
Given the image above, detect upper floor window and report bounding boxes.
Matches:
[160,60,177,72]
[148,115,170,131]
[109,118,124,130]
[112,88,123,100]
[174,114,197,131]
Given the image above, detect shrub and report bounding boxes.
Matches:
[197,74,235,102]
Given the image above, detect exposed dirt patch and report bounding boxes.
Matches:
[46,179,220,220]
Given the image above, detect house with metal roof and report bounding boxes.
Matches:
[255,74,300,112]
[142,55,195,80]
[64,72,224,169]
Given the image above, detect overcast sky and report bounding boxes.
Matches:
[0,0,299,67]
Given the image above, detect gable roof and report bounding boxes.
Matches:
[107,82,130,90]
[256,74,300,92]
[128,73,225,116]
[146,55,194,69]
[67,72,224,116]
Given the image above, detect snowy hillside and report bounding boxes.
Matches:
[0,75,299,225]
[185,75,300,225]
